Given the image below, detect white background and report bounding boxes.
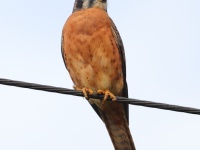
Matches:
[0,0,200,149]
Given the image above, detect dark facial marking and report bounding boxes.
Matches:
[76,0,83,9]
[89,0,94,8]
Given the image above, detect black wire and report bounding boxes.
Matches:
[0,78,200,115]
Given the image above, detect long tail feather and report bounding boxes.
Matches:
[90,99,136,150]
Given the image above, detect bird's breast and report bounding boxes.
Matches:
[62,8,123,95]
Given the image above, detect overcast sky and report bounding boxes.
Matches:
[0,0,200,150]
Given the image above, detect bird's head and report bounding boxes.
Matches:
[73,0,107,12]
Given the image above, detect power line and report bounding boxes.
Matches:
[0,78,200,115]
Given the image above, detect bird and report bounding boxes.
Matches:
[61,0,136,149]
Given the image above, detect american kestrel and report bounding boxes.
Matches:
[61,0,136,149]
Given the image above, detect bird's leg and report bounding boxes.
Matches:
[73,85,93,100]
[97,90,117,105]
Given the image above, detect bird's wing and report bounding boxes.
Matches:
[110,18,129,123]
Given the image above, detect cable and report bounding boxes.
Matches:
[0,78,200,115]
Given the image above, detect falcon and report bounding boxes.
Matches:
[61,0,136,149]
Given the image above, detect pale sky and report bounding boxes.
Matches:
[0,0,200,150]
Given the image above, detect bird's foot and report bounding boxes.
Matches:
[97,90,116,105]
[73,85,93,100]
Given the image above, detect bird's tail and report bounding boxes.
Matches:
[98,101,136,150]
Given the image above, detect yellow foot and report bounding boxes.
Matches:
[73,85,93,99]
[97,90,116,105]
